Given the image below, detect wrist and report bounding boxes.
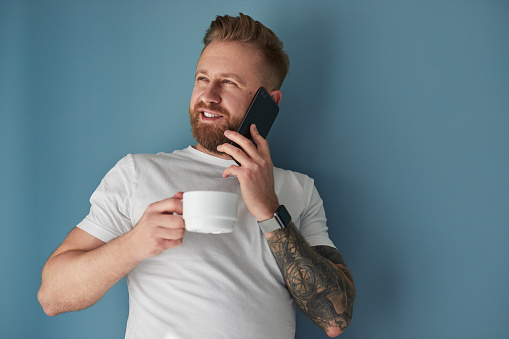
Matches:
[258,205,292,234]
[120,228,149,264]
[256,202,280,222]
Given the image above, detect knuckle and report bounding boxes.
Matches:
[260,159,269,169]
[143,213,156,225]
[253,163,262,174]
[245,167,258,180]
[172,215,185,228]
[232,147,244,156]
[258,138,268,146]
[172,227,185,237]
[165,238,182,249]
[252,163,263,175]
[172,239,183,247]
[166,198,178,208]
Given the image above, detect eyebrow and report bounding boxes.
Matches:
[195,69,247,87]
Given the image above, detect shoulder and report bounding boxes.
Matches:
[274,166,312,181]
[128,150,186,169]
[274,166,316,192]
[129,152,171,163]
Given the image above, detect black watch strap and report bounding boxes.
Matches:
[258,205,291,234]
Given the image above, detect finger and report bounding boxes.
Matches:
[155,214,185,230]
[222,164,246,178]
[249,124,271,160]
[172,191,184,200]
[217,142,252,166]
[156,226,185,240]
[148,195,183,215]
[162,238,183,249]
[223,129,260,158]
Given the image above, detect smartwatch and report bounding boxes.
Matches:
[258,205,291,234]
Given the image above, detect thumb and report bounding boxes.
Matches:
[222,166,238,179]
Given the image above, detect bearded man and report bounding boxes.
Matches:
[38,13,355,338]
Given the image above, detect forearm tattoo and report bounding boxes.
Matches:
[266,222,355,334]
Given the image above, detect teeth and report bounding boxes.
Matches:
[204,112,221,118]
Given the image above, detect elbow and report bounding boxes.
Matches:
[324,308,353,337]
[326,327,343,337]
[38,287,60,317]
[325,321,350,337]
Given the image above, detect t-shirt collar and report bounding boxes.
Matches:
[186,146,237,168]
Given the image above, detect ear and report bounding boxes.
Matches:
[269,90,282,105]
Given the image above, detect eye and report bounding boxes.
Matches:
[223,79,237,86]
[196,76,208,83]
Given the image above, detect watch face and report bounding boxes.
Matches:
[276,205,291,227]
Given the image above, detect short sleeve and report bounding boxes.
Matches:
[77,155,135,242]
[299,178,336,249]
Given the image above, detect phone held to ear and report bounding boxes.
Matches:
[229,87,280,165]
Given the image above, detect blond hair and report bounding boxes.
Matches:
[202,13,290,90]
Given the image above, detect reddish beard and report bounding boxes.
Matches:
[189,102,243,155]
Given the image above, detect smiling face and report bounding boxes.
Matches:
[189,40,272,157]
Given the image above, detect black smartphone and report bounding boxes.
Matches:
[229,87,280,164]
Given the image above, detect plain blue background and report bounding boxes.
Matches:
[1,0,508,338]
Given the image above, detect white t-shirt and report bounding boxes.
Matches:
[77,146,335,339]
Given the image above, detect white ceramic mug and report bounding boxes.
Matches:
[182,191,239,234]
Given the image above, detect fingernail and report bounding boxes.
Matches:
[224,130,231,135]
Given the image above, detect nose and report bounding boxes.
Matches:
[200,81,221,104]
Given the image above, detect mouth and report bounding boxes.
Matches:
[200,110,224,121]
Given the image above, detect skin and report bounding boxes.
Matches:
[190,40,282,221]
[38,40,355,337]
[221,126,355,337]
[265,224,355,337]
[38,194,185,316]
[191,40,355,336]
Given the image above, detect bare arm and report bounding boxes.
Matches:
[265,223,355,337]
[38,227,137,316]
[38,194,185,316]
[219,125,355,336]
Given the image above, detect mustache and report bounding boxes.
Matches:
[193,102,231,117]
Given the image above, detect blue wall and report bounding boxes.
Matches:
[2,1,508,338]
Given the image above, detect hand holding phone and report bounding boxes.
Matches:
[229,87,280,164]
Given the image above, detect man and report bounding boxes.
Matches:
[38,13,355,338]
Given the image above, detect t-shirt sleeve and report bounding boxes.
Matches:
[299,177,337,249]
[77,155,135,243]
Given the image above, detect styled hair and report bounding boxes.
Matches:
[202,13,290,90]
